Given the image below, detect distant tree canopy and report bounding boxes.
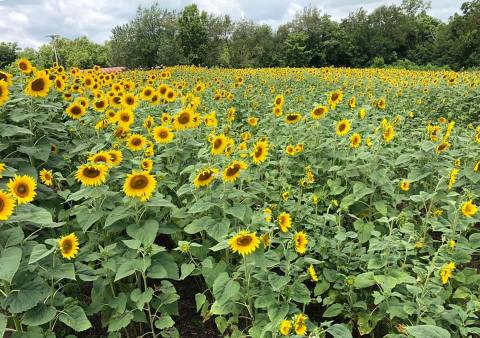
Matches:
[1,0,479,70]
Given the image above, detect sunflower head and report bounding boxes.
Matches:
[278,212,292,232]
[74,164,108,186]
[26,74,52,98]
[0,190,15,221]
[251,139,269,165]
[7,175,37,204]
[336,119,351,137]
[294,231,308,254]
[228,231,260,256]
[39,169,54,187]
[58,233,79,260]
[152,126,174,144]
[123,171,157,201]
[193,168,218,188]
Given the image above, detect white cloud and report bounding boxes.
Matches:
[0,0,465,49]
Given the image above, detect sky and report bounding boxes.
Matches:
[0,0,465,49]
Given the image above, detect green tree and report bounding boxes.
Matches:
[0,42,18,68]
[178,4,209,65]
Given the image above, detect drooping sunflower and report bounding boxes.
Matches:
[0,190,15,221]
[25,73,51,97]
[284,113,302,125]
[7,175,37,204]
[0,80,9,107]
[152,126,174,144]
[436,141,450,154]
[383,125,395,142]
[336,119,351,137]
[0,162,5,178]
[279,320,292,336]
[308,265,318,282]
[278,212,292,232]
[88,151,112,164]
[127,134,147,151]
[293,314,308,335]
[228,231,260,256]
[17,58,32,74]
[193,168,218,188]
[294,231,308,254]
[251,139,269,165]
[123,171,157,201]
[141,158,153,172]
[311,106,328,119]
[65,102,86,120]
[474,161,480,173]
[75,163,108,186]
[108,149,123,167]
[58,233,79,260]
[39,169,54,186]
[223,160,248,182]
[173,109,194,130]
[350,133,362,148]
[461,200,478,217]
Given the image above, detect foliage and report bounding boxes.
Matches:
[1,58,480,337]
[0,42,18,69]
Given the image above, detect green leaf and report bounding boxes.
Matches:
[225,204,247,221]
[22,304,56,326]
[29,244,55,264]
[0,247,22,283]
[0,314,6,337]
[195,293,206,312]
[289,282,311,303]
[326,324,353,338]
[323,303,344,318]
[76,209,105,231]
[215,316,228,334]
[0,124,33,137]
[59,305,92,332]
[213,272,240,305]
[155,314,175,330]
[184,216,215,234]
[354,272,376,289]
[406,325,451,338]
[9,205,53,225]
[127,220,159,246]
[180,263,195,280]
[0,227,24,247]
[105,206,131,227]
[6,277,49,313]
[130,288,154,310]
[147,253,179,280]
[52,263,76,281]
[188,200,215,214]
[206,218,230,241]
[108,312,134,332]
[115,259,140,281]
[146,196,175,208]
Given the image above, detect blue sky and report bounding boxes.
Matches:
[0,0,465,48]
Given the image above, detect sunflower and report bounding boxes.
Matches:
[328,90,343,107]
[7,175,37,204]
[383,125,395,142]
[0,190,15,221]
[0,80,9,107]
[141,158,153,172]
[293,314,308,335]
[117,109,135,128]
[400,180,410,192]
[228,231,260,256]
[251,139,269,165]
[348,96,356,109]
[143,115,155,131]
[122,93,138,110]
[17,58,32,74]
[93,99,108,112]
[461,200,477,217]
[223,160,248,182]
[278,212,292,232]
[88,151,112,164]
[273,106,283,117]
[358,107,366,119]
[274,94,284,106]
[123,171,157,201]
[127,134,147,151]
[140,86,155,100]
[436,142,449,154]
[108,149,123,166]
[0,162,5,178]
[448,168,459,190]
[152,126,174,144]
[474,161,480,172]
[58,233,79,260]
[75,164,108,186]
[39,169,54,186]
[294,231,308,254]
[286,145,295,155]
[193,168,218,188]
[377,97,386,109]
[311,106,328,119]
[25,73,51,97]
[336,119,351,136]
[173,109,194,130]
[211,134,230,155]
[165,88,177,102]
[279,320,292,336]
[308,265,318,282]
[284,113,302,124]
[350,133,362,148]
[65,103,86,120]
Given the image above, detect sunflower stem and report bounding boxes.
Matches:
[142,271,157,338]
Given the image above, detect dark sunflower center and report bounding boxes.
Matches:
[113,96,121,104]
[16,183,28,197]
[19,62,28,70]
[130,175,148,189]
[145,89,152,96]
[167,92,174,99]
[160,87,167,95]
[198,171,213,181]
[339,123,346,132]
[236,235,253,246]
[158,130,168,139]
[287,114,298,121]
[31,78,46,91]
[95,101,105,108]
[131,138,142,146]
[275,98,281,105]
[62,239,73,252]
[332,93,339,101]
[255,146,264,158]
[0,73,7,81]
[120,113,130,122]
[94,155,108,163]
[83,167,101,178]
[213,139,223,149]
[71,106,82,115]
[0,198,5,211]
[126,97,134,105]
[178,113,190,124]
[109,154,117,162]
[225,164,240,177]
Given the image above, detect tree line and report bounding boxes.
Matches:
[1,0,479,70]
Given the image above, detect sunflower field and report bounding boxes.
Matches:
[1,60,480,338]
